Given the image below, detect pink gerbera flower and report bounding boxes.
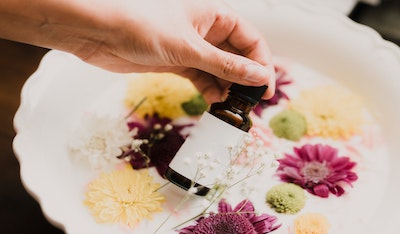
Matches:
[276,144,358,198]
[179,199,281,234]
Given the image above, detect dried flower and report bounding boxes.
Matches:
[289,86,365,139]
[269,109,307,141]
[266,183,306,214]
[293,213,330,234]
[120,113,193,177]
[276,144,358,198]
[84,165,164,227]
[68,114,135,170]
[254,66,292,116]
[179,199,281,234]
[124,73,200,119]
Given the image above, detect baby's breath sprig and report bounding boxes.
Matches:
[163,131,277,232]
[212,133,271,190]
[119,139,150,165]
[120,112,191,177]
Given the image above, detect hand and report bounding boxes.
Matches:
[0,0,275,103]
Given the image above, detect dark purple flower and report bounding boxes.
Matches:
[119,113,192,177]
[179,199,281,234]
[253,66,292,116]
[276,144,358,198]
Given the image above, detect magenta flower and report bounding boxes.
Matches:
[253,66,292,116]
[179,199,281,234]
[119,113,192,177]
[276,144,358,198]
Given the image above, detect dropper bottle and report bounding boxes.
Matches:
[165,83,267,195]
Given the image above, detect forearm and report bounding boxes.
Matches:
[0,0,118,56]
[0,0,275,100]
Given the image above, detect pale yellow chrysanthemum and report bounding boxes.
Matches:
[294,213,330,234]
[125,72,199,119]
[84,165,164,227]
[289,86,365,139]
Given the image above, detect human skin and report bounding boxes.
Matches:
[0,0,275,103]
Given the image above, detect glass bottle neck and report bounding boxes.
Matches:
[225,94,254,113]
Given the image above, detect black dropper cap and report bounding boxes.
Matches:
[228,83,268,105]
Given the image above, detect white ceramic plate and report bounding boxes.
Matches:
[13,0,400,233]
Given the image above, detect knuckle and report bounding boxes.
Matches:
[166,38,198,66]
[163,38,194,66]
[221,56,235,76]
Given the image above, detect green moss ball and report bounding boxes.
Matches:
[266,183,306,214]
[269,109,307,141]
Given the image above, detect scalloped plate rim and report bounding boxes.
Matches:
[12,0,400,233]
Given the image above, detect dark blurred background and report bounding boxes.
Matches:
[0,1,398,233]
[350,0,400,45]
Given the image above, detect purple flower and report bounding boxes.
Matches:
[119,113,192,177]
[179,199,281,234]
[253,66,292,116]
[276,144,358,198]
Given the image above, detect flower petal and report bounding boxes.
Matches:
[234,199,255,213]
[218,199,233,213]
[313,184,330,198]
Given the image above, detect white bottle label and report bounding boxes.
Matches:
[169,111,247,188]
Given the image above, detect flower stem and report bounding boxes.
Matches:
[125,96,147,119]
[153,193,192,233]
[154,181,171,193]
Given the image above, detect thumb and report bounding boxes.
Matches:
[185,40,275,99]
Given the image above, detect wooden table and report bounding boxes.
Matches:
[0,39,64,233]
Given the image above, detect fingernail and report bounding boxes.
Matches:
[245,64,271,82]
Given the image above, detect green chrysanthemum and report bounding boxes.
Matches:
[269,109,307,141]
[266,183,306,214]
[181,93,208,116]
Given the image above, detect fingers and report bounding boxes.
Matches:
[204,9,270,66]
[182,4,275,100]
[183,37,275,99]
[224,18,277,100]
[179,69,230,104]
[225,16,271,66]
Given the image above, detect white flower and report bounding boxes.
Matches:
[271,160,280,168]
[187,187,199,195]
[68,114,135,170]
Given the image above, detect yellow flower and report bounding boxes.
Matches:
[294,213,330,234]
[84,165,164,227]
[125,72,199,119]
[290,86,365,139]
